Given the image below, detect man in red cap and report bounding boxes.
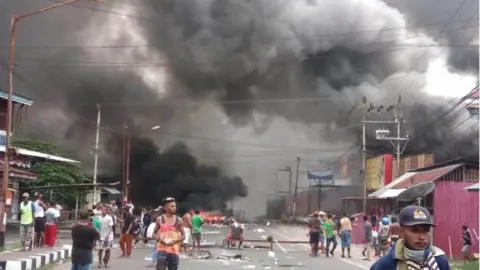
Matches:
[307,211,321,256]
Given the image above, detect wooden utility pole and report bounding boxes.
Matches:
[292,157,300,217]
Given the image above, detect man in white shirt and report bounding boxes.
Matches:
[33,193,47,248]
[97,206,114,268]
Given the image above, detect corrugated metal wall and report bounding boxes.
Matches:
[433,181,479,258]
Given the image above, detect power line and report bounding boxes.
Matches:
[12,31,479,69]
[42,0,480,41]
[396,6,479,95]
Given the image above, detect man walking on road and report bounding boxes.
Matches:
[324,214,337,257]
[340,212,352,258]
[97,206,114,268]
[191,210,204,252]
[363,215,373,261]
[181,210,193,252]
[154,197,186,270]
[71,210,100,270]
[307,211,321,256]
[19,193,35,251]
[119,206,135,258]
[370,205,450,270]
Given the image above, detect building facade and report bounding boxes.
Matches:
[0,89,80,220]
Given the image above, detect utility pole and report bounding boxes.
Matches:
[125,133,131,201]
[121,123,127,200]
[361,95,410,215]
[395,96,402,175]
[362,97,367,214]
[292,157,300,217]
[374,96,409,178]
[92,104,101,206]
[307,177,311,214]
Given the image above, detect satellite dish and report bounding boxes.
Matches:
[396,182,436,202]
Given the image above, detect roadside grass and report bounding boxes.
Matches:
[450,260,479,270]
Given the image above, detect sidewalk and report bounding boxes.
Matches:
[0,245,72,270]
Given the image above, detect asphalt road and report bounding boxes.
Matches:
[52,223,375,270]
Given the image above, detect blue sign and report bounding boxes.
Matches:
[308,170,333,180]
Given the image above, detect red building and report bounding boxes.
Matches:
[368,159,479,258]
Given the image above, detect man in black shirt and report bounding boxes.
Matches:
[71,209,100,270]
[462,225,472,263]
[119,206,134,258]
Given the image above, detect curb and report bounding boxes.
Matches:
[0,245,72,270]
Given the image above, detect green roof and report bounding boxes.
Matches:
[0,89,33,106]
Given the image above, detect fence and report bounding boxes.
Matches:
[433,181,479,259]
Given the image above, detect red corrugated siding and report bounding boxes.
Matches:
[392,165,460,189]
[433,181,479,259]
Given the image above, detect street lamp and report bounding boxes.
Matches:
[1,0,106,247]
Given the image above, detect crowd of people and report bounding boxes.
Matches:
[69,197,208,270]
[307,205,472,270]
[19,193,471,270]
[18,192,61,251]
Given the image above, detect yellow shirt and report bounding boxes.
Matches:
[340,217,352,231]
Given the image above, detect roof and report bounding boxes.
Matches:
[368,172,416,198]
[102,187,120,195]
[0,146,80,163]
[0,89,33,106]
[464,183,479,191]
[409,158,477,172]
[391,164,461,189]
[0,165,38,180]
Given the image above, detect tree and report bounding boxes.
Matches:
[12,138,87,208]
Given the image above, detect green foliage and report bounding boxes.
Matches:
[12,138,87,208]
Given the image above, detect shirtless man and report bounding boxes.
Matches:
[153,198,185,270]
[181,210,193,251]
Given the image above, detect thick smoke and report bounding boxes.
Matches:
[0,0,478,216]
[383,0,479,74]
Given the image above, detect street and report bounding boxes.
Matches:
[52,224,374,270]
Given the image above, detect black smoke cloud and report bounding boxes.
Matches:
[383,0,479,74]
[0,0,478,211]
[127,139,247,211]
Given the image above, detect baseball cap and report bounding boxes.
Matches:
[398,205,435,227]
[22,192,29,198]
[318,211,326,216]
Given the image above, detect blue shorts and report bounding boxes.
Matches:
[157,251,179,266]
[340,230,352,248]
[71,264,91,270]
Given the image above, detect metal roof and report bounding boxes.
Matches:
[0,89,33,106]
[464,183,479,191]
[376,188,406,198]
[368,172,417,198]
[0,146,80,163]
[102,187,121,195]
[391,164,461,189]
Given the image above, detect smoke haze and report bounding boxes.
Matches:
[0,0,478,217]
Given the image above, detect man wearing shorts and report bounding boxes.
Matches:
[340,212,352,258]
[33,193,47,248]
[307,211,321,256]
[191,210,204,251]
[154,197,185,270]
[97,206,114,268]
